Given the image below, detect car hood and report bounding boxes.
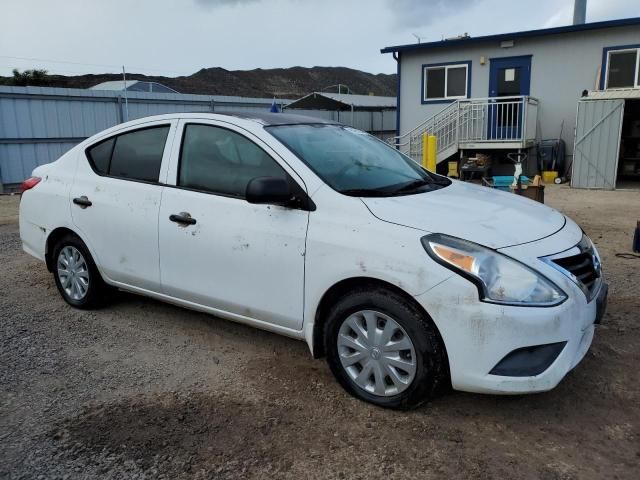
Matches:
[361,180,566,249]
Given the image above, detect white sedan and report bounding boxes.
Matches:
[19,112,607,409]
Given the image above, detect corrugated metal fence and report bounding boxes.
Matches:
[0,86,395,188]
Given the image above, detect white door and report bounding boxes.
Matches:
[70,121,177,290]
[158,120,308,330]
[572,99,624,189]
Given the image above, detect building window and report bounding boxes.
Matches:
[423,62,470,102]
[605,47,640,89]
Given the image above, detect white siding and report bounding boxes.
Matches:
[398,25,640,160]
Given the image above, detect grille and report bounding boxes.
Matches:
[552,250,600,298]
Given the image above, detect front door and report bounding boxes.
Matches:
[488,56,532,140]
[158,120,308,331]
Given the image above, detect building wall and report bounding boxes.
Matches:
[0,86,395,187]
[397,24,640,159]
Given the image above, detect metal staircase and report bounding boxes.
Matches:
[391,96,539,164]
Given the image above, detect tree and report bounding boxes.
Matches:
[9,68,51,86]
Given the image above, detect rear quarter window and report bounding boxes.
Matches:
[85,126,170,183]
[86,137,114,175]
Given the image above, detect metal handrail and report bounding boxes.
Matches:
[391,100,458,143]
[392,96,539,142]
[391,96,539,164]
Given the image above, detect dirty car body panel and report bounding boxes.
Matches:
[19,112,606,406]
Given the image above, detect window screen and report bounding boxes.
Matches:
[607,50,638,89]
[86,126,169,182]
[178,124,286,197]
[424,64,468,100]
[447,66,467,97]
[425,68,446,99]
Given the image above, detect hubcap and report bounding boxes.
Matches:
[57,246,89,301]
[337,310,417,397]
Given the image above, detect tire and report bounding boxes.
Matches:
[52,233,108,309]
[325,286,449,410]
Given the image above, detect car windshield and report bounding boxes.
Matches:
[266,124,451,196]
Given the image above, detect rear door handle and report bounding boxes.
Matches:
[73,196,92,208]
[169,212,197,226]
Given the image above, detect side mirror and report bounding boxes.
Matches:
[246,177,293,206]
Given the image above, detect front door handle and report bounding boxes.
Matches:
[169,212,197,226]
[73,196,92,208]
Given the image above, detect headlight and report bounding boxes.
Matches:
[422,234,567,307]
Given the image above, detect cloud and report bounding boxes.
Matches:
[386,0,483,28]
[195,0,260,7]
[543,0,639,28]
[542,3,572,28]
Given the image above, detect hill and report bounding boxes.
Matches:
[0,66,397,98]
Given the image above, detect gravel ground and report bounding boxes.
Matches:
[1,187,639,480]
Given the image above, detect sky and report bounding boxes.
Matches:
[0,0,638,77]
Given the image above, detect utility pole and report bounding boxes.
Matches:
[122,65,129,122]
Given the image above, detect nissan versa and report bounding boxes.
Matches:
[19,112,607,409]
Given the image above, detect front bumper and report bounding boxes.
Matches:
[594,282,608,325]
[414,270,607,395]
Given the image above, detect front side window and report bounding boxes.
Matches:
[423,63,469,101]
[86,126,170,182]
[606,48,640,89]
[178,124,286,197]
[267,124,450,197]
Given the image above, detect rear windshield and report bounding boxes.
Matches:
[266,124,450,197]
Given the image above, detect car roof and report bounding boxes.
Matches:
[99,112,341,140]
[216,111,340,126]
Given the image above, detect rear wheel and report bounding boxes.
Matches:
[325,287,448,409]
[52,234,107,309]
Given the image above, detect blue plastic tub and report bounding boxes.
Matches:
[491,175,530,191]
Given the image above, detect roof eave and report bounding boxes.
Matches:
[381,17,640,54]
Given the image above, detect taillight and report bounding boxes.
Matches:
[20,176,42,193]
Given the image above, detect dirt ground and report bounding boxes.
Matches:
[1,186,639,480]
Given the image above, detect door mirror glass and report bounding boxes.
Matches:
[246,177,292,205]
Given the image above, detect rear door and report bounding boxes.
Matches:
[158,119,308,330]
[70,120,177,290]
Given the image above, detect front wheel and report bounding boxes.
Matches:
[52,234,107,309]
[325,287,449,409]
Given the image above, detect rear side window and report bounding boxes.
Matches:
[87,137,114,174]
[178,124,286,197]
[86,126,170,182]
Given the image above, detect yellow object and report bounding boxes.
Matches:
[427,135,437,172]
[422,133,429,169]
[542,171,558,184]
[448,161,459,178]
[422,134,438,172]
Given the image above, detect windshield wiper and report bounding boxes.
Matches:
[389,178,432,194]
[339,188,394,197]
